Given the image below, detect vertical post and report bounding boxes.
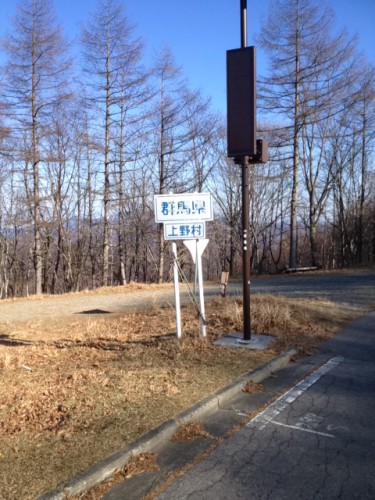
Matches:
[240,0,248,47]
[242,158,251,341]
[196,240,207,337]
[172,242,182,339]
[241,0,251,341]
[193,243,198,295]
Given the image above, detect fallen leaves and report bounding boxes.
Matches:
[172,423,212,442]
[243,381,264,394]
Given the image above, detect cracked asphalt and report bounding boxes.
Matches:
[154,311,375,500]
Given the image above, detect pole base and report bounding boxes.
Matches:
[214,333,275,350]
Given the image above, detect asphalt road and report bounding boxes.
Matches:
[156,311,375,499]
[227,271,375,309]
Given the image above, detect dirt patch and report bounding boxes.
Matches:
[0,288,372,499]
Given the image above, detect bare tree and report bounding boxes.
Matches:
[80,0,145,287]
[111,58,150,285]
[180,92,220,192]
[258,0,358,268]
[329,67,375,268]
[148,46,218,282]
[2,0,72,294]
[356,65,375,263]
[210,152,242,277]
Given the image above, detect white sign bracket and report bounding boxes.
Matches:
[183,239,209,337]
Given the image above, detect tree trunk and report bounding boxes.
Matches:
[31,27,43,295]
[358,100,367,264]
[289,5,300,269]
[102,43,111,287]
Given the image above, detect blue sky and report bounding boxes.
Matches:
[1,0,374,114]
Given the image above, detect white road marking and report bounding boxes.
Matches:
[295,413,324,428]
[236,412,251,417]
[246,356,343,431]
[271,420,335,438]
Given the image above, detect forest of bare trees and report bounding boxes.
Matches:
[0,0,374,298]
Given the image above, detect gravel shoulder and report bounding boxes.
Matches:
[1,269,375,324]
[0,286,181,323]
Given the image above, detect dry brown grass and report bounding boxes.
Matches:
[0,293,367,500]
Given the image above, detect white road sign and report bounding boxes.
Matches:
[154,193,213,223]
[164,221,206,240]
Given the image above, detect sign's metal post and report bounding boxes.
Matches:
[240,0,247,47]
[194,243,198,295]
[240,0,251,341]
[227,2,268,343]
[196,240,207,337]
[172,241,182,339]
[242,155,251,341]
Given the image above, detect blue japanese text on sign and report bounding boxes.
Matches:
[164,222,206,240]
[154,193,213,223]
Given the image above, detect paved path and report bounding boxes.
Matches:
[154,311,375,499]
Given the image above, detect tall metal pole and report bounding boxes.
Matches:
[240,0,248,47]
[242,158,251,341]
[240,0,251,341]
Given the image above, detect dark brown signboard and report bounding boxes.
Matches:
[226,46,256,158]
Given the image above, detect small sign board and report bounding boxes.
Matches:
[164,221,206,240]
[154,193,213,223]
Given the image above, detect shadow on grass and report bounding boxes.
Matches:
[0,333,33,347]
[49,333,178,351]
